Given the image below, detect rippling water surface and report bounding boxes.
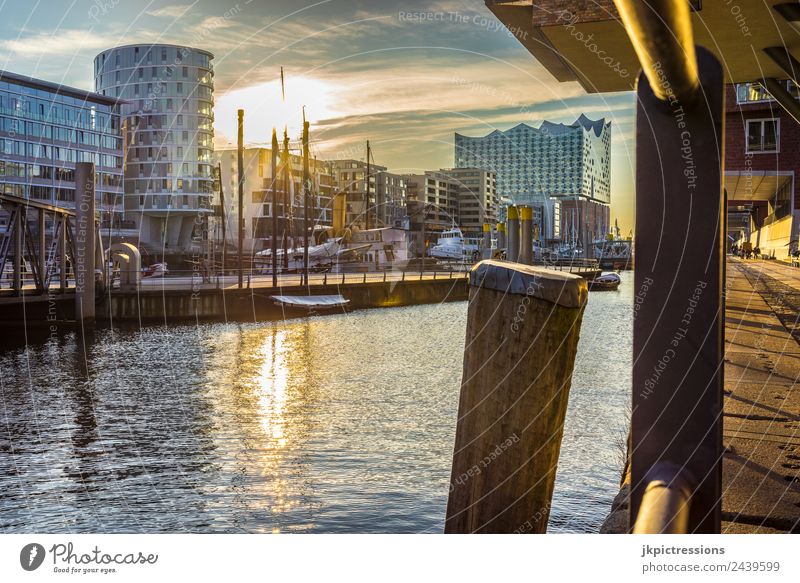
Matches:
[0,272,631,533]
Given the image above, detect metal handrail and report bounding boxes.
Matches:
[632,464,693,534]
[612,0,700,103]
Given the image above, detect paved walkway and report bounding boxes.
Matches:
[722,260,800,533]
[603,259,800,533]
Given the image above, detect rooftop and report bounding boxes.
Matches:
[0,69,122,106]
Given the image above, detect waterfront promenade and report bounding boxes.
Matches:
[604,259,800,533]
[723,260,800,532]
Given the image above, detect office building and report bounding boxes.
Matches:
[0,70,124,220]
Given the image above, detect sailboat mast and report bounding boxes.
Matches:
[302,114,310,286]
[365,140,370,231]
[270,129,279,287]
[237,109,244,289]
[282,128,290,269]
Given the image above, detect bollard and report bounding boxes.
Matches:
[519,206,533,265]
[482,223,492,259]
[506,205,519,262]
[74,162,95,322]
[497,223,506,255]
[445,260,587,533]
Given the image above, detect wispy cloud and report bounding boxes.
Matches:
[145,4,194,19]
[0,29,124,55]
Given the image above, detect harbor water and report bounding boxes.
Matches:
[0,272,632,533]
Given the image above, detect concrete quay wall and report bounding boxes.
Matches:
[103,277,469,322]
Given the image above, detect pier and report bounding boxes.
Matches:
[0,270,469,323]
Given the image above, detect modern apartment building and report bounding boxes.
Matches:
[404,170,461,233]
[94,44,214,261]
[214,147,333,253]
[0,70,124,219]
[330,159,384,228]
[375,171,408,228]
[439,167,498,235]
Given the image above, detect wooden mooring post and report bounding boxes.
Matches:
[445,260,587,533]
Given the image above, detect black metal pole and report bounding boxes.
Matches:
[630,47,724,533]
[612,0,723,533]
[271,129,279,287]
[302,119,310,287]
[237,109,244,289]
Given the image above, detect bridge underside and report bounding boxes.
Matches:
[726,172,796,257]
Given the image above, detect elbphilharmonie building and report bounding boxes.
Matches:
[454,114,611,242]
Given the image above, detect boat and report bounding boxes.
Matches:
[142,262,168,278]
[593,220,633,269]
[429,228,483,262]
[256,227,410,273]
[271,294,350,311]
[588,272,621,291]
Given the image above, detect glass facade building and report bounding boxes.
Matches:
[94,44,214,258]
[0,70,124,215]
[454,114,611,206]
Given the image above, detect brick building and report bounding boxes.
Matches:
[725,82,800,258]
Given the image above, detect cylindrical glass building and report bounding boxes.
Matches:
[94,44,214,260]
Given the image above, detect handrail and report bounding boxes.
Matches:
[632,464,693,534]
[612,0,700,103]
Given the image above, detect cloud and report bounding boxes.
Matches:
[145,4,195,19]
[0,29,124,56]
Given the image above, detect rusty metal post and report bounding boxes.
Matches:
[506,205,519,262]
[59,215,67,291]
[12,206,22,293]
[74,162,96,322]
[519,206,533,265]
[630,46,724,533]
[38,208,46,289]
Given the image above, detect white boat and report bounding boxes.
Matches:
[271,294,350,310]
[429,228,482,262]
[142,262,168,278]
[256,227,410,272]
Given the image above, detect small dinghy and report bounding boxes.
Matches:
[588,272,621,291]
[270,294,350,310]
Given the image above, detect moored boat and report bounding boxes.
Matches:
[588,272,621,291]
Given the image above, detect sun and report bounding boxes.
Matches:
[214,75,338,145]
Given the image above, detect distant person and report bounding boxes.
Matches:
[753,247,760,259]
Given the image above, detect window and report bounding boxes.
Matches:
[737,80,800,104]
[746,118,779,153]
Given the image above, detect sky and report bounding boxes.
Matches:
[0,0,636,231]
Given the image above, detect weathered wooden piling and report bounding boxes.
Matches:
[74,162,95,322]
[506,206,519,262]
[445,260,587,533]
